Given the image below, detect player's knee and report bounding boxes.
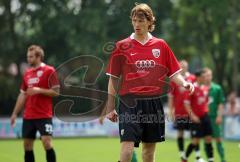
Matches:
[121,149,134,160]
[215,138,221,143]
[142,148,155,160]
[24,140,34,150]
[126,150,134,158]
[142,143,156,160]
[42,138,52,150]
[121,143,134,159]
[205,136,212,143]
[177,130,184,137]
[192,138,199,145]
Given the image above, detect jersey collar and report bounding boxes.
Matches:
[130,32,153,45]
[32,62,45,71]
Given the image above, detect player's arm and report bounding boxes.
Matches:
[183,92,200,123]
[184,102,200,123]
[163,41,194,94]
[171,73,194,94]
[26,86,59,97]
[26,68,60,97]
[216,87,225,124]
[216,103,224,124]
[10,92,26,127]
[105,76,120,122]
[168,95,175,120]
[104,45,122,122]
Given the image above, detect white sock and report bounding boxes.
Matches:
[180,151,186,159]
[195,150,201,158]
[208,157,214,162]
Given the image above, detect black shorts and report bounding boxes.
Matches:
[22,118,53,139]
[190,114,212,138]
[118,96,165,147]
[173,116,191,131]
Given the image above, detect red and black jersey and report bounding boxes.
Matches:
[106,33,181,96]
[183,83,209,117]
[21,63,59,119]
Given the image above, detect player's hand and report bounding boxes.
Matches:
[183,82,195,94]
[99,116,105,125]
[215,116,222,125]
[10,113,17,127]
[191,114,200,123]
[26,87,41,96]
[106,110,118,122]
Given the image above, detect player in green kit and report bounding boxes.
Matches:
[202,68,226,162]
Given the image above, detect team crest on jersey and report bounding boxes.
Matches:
[152,49,160,58]
[37,70,43,77]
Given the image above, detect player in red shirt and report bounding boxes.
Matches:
[10,45,59,162]
[182,69,214,162]
[105,3,194,162]
[168,60,204,162]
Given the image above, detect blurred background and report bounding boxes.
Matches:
[0,0,239,161]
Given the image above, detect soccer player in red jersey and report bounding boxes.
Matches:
[182,69,214,162]
[168,60,205,161]
[10,45,59,162]
[105,3,194,162]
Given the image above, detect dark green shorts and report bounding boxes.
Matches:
[210,117,223,138]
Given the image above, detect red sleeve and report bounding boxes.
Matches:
[162,41,181,78]
[188,74,196,83]
[106,44,123,78]
[20,75,27,92]
[48,67,60,89]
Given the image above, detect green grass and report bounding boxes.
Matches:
[0,138,239,162]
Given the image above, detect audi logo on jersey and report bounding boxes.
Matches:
[28,77,39,85]
[135,60,156,68]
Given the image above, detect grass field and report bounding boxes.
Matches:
[0,138,239,162]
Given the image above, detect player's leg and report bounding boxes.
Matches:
[215,138,226,162]
[176,117,202,161]
[204,135,214,162]
[183,121,201,162]
[41,135,56,162]
[142,143,156,162]
[140,98,164,162]
[194,143,202,161]
[22,119,37,162]
[203,116,214,162]
[36,118,56,162]
[177,129,185,159]
[211,118,226,162]
[24,138,35,162]
[118,99,141,162]
[120,141,135,162]
[185,137,200,161]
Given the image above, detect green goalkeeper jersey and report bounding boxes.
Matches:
[208,82,225,117]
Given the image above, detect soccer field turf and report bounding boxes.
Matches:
[0,138,239,162]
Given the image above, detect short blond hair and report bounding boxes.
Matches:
[28,45,44,61]
[130,3,156,32]
[202,67,212,73]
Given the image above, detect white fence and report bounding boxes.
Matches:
[0,116,239,140]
